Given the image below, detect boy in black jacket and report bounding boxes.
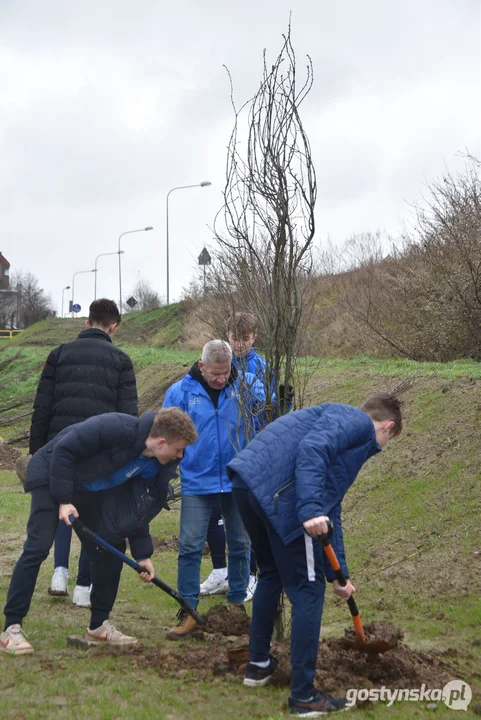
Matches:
[28,298,138,606]
[1,408,197,656]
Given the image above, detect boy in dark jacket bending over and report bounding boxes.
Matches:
[1,408,197,656]
[29,298,138,606]
[227,393,402,716]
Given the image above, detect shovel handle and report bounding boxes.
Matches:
[69,515,203,624]
[319,521,365,643]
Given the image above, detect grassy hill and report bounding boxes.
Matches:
[0,314,480,718]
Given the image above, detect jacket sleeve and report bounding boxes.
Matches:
[49,416,125,504]
[295,413,349,524]
[162,384,186,411]
[116,355,138,416]
[29,347,60,454]
[238,374,267,434]
[128,523,154,561]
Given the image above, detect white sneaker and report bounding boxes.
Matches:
[199,568,229,596]
[48,567,69,596]
[245,574,258,602]
[86,621,138,646]
[72,585,91,608]
[0,624,34,655]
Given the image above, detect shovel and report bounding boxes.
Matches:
[70,515,203,625]
[320,522,391,654]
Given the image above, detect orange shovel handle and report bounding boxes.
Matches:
[320,522,366,643]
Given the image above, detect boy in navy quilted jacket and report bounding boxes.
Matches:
[227,393,402,716]
[1,408,197,656]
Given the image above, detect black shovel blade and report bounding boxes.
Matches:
[340,637,393,654]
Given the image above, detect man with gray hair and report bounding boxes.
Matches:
[163,339,266,638]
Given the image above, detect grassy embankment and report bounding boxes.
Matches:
[0,307,480,719]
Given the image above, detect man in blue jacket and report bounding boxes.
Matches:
[201,312,269,599]
[163,339,266,639]
[1,408,197,656]
[227,393,402,716]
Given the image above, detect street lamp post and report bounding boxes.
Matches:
[71,269,96,318]
[118,227,153,313]
[94,251,124,300]
[61,285,71,318]
[166,181,211,305]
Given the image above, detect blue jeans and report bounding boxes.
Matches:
[178,493,250,608]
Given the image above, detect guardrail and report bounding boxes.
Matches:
[0,329,23,338]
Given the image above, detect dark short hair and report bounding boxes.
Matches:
[88,299,121,327]
[226,312,257,336]
[149,407,198,444]
[361,393,403,437]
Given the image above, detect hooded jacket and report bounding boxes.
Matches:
[162,362,265,495]
[227,403,381,578]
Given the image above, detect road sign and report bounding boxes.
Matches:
[72,303,81,313]
[198,247,211,266]
[126,296,138,309]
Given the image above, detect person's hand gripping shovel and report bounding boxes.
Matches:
[70,515,203,625]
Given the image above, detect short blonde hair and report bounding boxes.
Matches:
[149,407,198,445]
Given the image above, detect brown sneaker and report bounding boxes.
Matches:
[228,603,247,613]
[166,610,197,640]
[0,624,34,656]
[86,621,138,646]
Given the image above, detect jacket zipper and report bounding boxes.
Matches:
[273,480,295,513]
[215,408,223,492]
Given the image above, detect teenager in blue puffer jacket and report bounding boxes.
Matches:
[227,393,403,717]
[162,339,266,639]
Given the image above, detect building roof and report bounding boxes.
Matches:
[0,252,10,268]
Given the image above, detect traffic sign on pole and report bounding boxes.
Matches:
[72,303,81,313]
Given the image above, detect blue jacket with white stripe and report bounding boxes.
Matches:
[227,403,381,579]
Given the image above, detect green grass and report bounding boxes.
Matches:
[1,315,481,717]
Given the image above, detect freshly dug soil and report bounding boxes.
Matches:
[197,604,251,637]
[87,606,469,697]
[103,612,460,696]
[114,631,459,697]
[344,621,404,649]
[0,443,21,470]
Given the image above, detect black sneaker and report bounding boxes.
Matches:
[288,689,348,716]
[243,655,279,687]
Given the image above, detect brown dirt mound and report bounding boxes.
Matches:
[105,624,461,698]
[343,621,404,649]
[198,604,251,637]
[0,443,21,470]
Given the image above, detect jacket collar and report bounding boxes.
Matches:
[134,411,158,454]
[77,327,112,343]
[187,361,237,392]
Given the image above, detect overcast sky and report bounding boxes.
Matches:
[1,0,480,316]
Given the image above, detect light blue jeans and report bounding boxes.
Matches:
[178,493,250,608]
